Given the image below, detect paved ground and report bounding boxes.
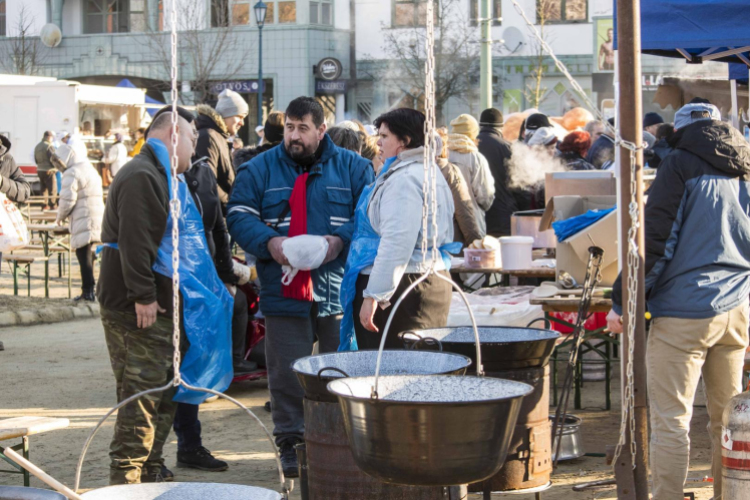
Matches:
[0,319,716,499]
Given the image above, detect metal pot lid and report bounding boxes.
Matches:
[80,483,283,500]
[292,350,471,378]
[411,327,559,344]
[328,375,533,404]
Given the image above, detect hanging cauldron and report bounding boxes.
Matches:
[400,326,560,371]
[79,483,282,499]
[292,350,472,403]
[327,374,532,486]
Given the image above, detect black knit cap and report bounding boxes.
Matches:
[145,105,195,138]
[524,113,552,131]
[479,108,504,127]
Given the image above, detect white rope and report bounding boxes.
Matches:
[508,0,642,469]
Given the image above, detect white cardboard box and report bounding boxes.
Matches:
[539,195,619,287]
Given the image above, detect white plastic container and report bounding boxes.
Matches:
[499,236,534,270]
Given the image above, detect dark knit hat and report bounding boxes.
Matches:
[643,112,664,128]
[524,113,552,131]
[479,108,504,127]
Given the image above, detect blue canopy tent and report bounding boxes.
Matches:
[614,0,750,66]
[116,79,164,117]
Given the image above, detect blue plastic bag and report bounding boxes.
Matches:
[552,206,616,242]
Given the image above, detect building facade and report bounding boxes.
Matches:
[0,0,727,134]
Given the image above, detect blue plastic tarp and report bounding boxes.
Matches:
[116,79,164,117]
[552,207,616,242]
[730,63,748,84]
[613,0,750,65]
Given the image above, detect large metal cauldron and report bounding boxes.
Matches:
[0,487,66,500]
[304,398,466,499]
[79,483,282,499]
[328,375,532,487]
[292,350,471,403]
[404,326,558,492]
[401,326,559,371]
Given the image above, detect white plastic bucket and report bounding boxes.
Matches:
[499,236,534,270]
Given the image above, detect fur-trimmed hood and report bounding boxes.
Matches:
[196,104,229,137]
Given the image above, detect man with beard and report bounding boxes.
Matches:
[227,97,373,477]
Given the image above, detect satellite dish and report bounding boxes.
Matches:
[41,24,62,48]
[502,27,525,53]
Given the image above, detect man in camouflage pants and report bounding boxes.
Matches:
[97,107,198,484]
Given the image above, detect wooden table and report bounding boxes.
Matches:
[24,224,72,298]
[453,265,556,279]
[0,416,69,486]
[531,293,615,410]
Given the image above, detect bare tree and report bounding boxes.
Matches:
[370,0,478,125]
[524,0,556,109]
[141,0,245,104]
[0,5,46,75]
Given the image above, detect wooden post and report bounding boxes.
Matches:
[615,0,649,498]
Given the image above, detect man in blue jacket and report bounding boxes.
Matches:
[227,97,373,476]
[607,103,750,499]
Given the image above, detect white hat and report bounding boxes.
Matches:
[255,125,264,134]
[215,89,249,118]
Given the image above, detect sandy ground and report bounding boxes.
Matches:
[0,319,716,499]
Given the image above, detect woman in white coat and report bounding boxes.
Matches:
[56,136,105,302]
[105,133,129,178]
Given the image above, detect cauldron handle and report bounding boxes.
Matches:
[409,337,444,352]
[527,317,552,329]
[398,331,423,348]
[317,367,350,380]
[372,267,483,399]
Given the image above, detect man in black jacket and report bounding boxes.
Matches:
[194,89,248,213]
[477,108,515,237]
[0,134,31,352]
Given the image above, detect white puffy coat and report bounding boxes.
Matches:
[56,158,104,250]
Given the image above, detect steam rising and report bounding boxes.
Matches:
[507,142,567,189]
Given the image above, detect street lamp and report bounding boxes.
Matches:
[254,1,268,137]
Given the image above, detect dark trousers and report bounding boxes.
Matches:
[354,271,453,350]
[264,304,341,445]
[173,402,202,452]
[75,244,95,293]
[172,289,248,452]
[39,170,57,208]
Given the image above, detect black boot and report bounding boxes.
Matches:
[177,446,228,472]
[74,289,96,302]
[233,359,258,376]
[141,464,174,483]
[278,439,301,478]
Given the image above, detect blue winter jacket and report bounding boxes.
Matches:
[612,120,750,319]
[227,134,374,318]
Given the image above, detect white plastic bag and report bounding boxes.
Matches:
[281,235,329,285]
[0,193,29,252]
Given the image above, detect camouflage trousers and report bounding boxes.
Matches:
[101,307,178,485]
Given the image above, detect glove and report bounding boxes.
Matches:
[232,261,252,285]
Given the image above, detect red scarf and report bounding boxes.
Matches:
[282,173,314,301]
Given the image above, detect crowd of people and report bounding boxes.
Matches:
[2,87,750,500]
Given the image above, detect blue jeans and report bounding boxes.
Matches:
[173,403,202,452]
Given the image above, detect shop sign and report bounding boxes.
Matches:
[316,79,347,94]
[211,80,265,94]
[316,58,343,81]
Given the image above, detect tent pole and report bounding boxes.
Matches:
[615,0,649,498]
[731,79,739,129]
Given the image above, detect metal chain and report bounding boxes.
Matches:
[612,143,642,468]
[169,0,182,385]
[420,0,437,266]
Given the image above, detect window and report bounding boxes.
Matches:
[84,0,129,34]
[232,1,250,25]
[310,0,331,25]
[469,0,501,26]
[0,0,6,37]
[393,0,436,28]
[212,0,230,27]
[261,1,275,24]
[537,0,587,23]
[278,1,295,23]
[130,0,146,32]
